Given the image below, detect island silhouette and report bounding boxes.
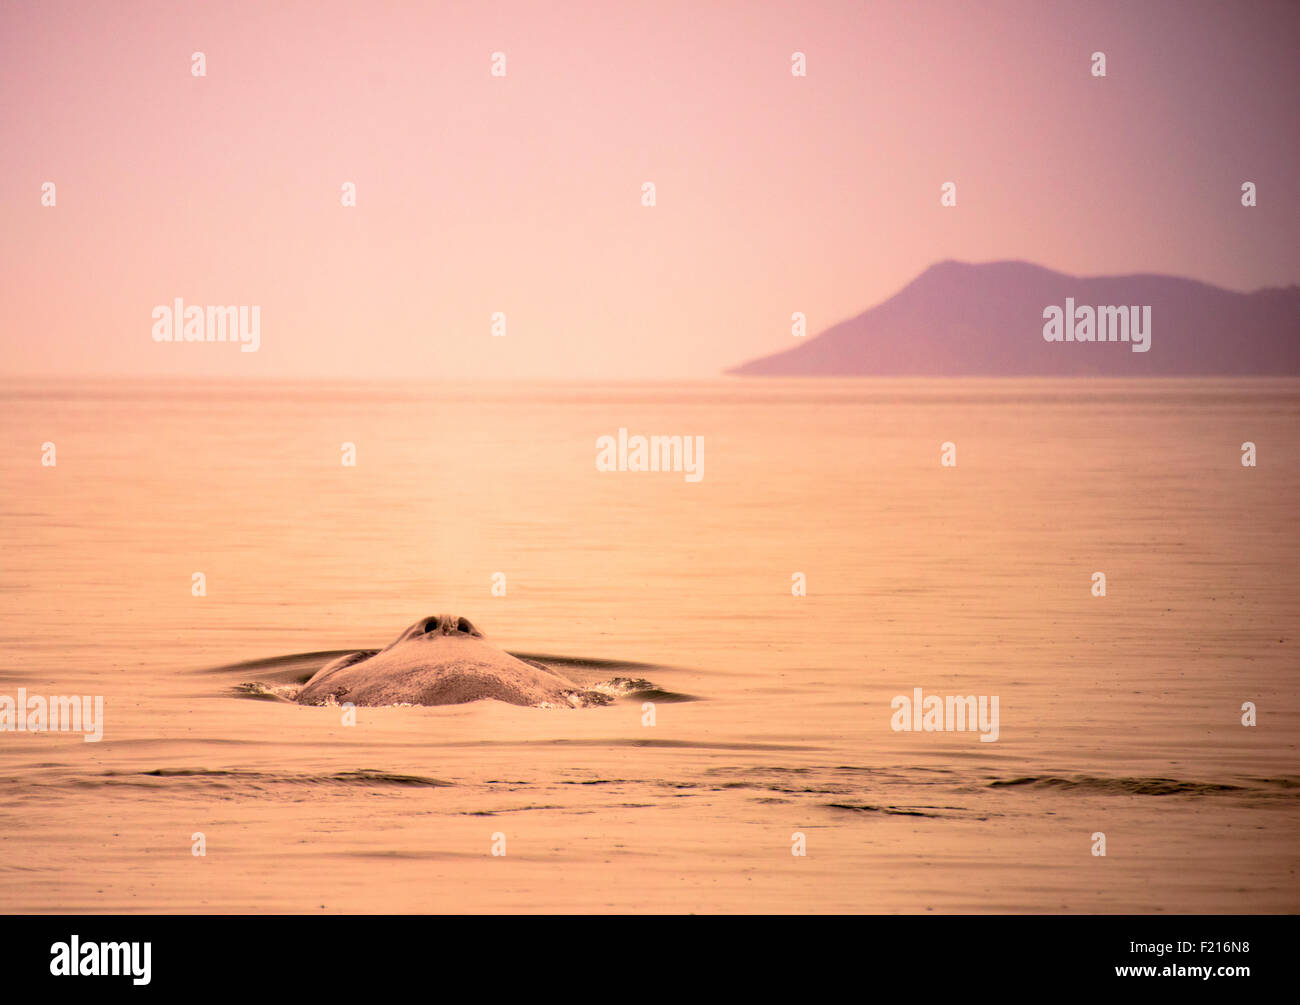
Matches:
[727,260,1300,377]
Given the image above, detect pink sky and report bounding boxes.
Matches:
[1,0,1296,378]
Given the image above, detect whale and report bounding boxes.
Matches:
[294,615,610,708]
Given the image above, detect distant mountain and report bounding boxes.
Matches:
[726,261,1300,376]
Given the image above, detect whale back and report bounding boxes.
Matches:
[295,615,584,708]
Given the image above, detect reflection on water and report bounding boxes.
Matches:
[0,378,1296,912]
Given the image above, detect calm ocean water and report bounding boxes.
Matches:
[1,378,1296,912]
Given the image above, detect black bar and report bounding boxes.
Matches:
[0,914,1279,991]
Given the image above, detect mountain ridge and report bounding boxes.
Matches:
[726,261,1300,376]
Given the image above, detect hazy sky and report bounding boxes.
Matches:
[1,0,1296,378]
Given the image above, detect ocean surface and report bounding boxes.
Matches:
[0,378,1296,913]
